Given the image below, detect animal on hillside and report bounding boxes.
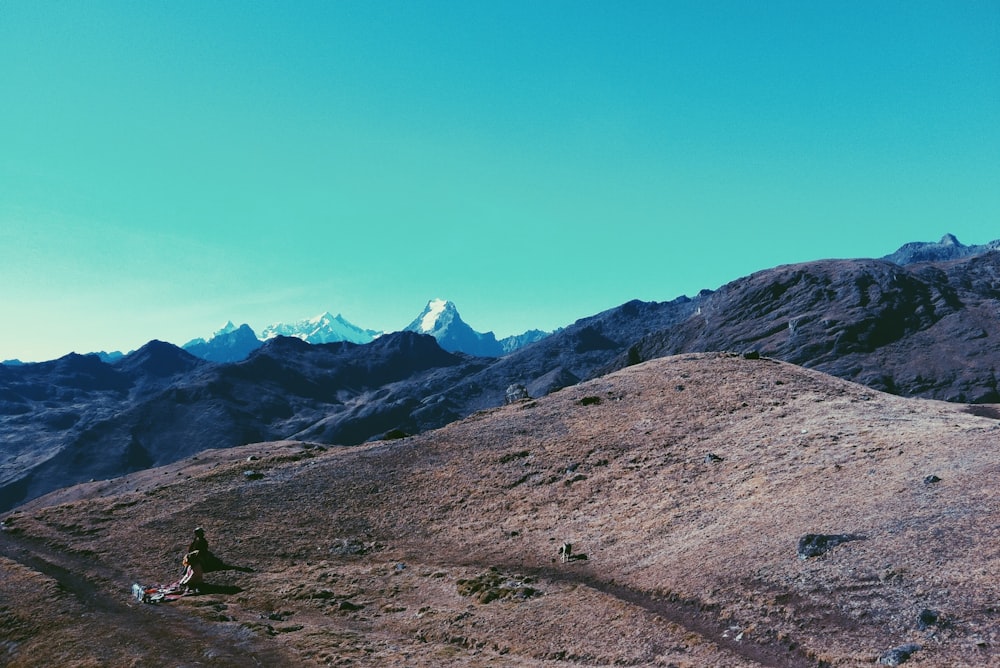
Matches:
[558,542,572,563]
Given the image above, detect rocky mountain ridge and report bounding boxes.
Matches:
[4,234,993,366]
[2,235,999,512]
[181,300,548,363]
[612,251,1000,402]
[2,301,548,366]
[882,232,1000,265]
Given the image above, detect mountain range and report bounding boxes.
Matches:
[1,234,998,512]
[4,230,987,368]
[1,301,548,367]
[176,300,548,364]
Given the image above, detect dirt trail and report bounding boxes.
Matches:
[0,529,290,666]
[403,539,815,668]
[464,555,813,668]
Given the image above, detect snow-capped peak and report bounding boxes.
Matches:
[260,312,379,345]
[404,299,507,357]
[214,321,239,337]
[420,299,451,333]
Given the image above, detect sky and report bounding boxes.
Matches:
[1,1,998,362]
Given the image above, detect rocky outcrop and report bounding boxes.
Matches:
[883,233,1000,265]
[797,533,865,559]
[878,643,921,666]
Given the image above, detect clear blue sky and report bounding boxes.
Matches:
[1,1,998,361]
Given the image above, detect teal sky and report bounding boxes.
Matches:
[1,1,998,361]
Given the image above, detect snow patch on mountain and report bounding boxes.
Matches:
[260,312,380,345]
[404,300,497,357]
[420,299,449,333]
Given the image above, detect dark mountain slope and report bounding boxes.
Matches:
[5,244,1000,513]
[415,295,705,414]
[614,252,1000,402]
[0,332,488,511]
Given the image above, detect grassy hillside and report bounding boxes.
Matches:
[2,353,996,666]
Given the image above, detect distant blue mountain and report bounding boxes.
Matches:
[182,322,263,363]
[499,329,553,354]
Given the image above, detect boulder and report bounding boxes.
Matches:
[797,533,864,559]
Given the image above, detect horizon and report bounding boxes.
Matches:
[2,2,998,362]
[2,232,991,363]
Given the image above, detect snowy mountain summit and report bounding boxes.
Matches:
[260,312,380,345]
[175,302,548,364]
[405,299,504,357]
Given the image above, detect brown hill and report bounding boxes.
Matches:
[1,353,997,666]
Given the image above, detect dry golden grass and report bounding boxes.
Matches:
[2,353,997,666]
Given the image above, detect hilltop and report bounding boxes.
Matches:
[2,353,996,666]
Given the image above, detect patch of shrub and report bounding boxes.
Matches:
[456,567,540,604]
[498,450,530,464]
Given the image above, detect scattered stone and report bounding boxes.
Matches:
[243,470,264,480]
[338,600,364,611]
[275,624,304,633]
[917,608,939,630]
[742,350,761,360]
[878,643,921,665]
[505,384,530,404]
[262,612,289,622]
[705,453,724,463]
[924,475,942,484]
[797,533,864,559]
[329,537,382,556]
